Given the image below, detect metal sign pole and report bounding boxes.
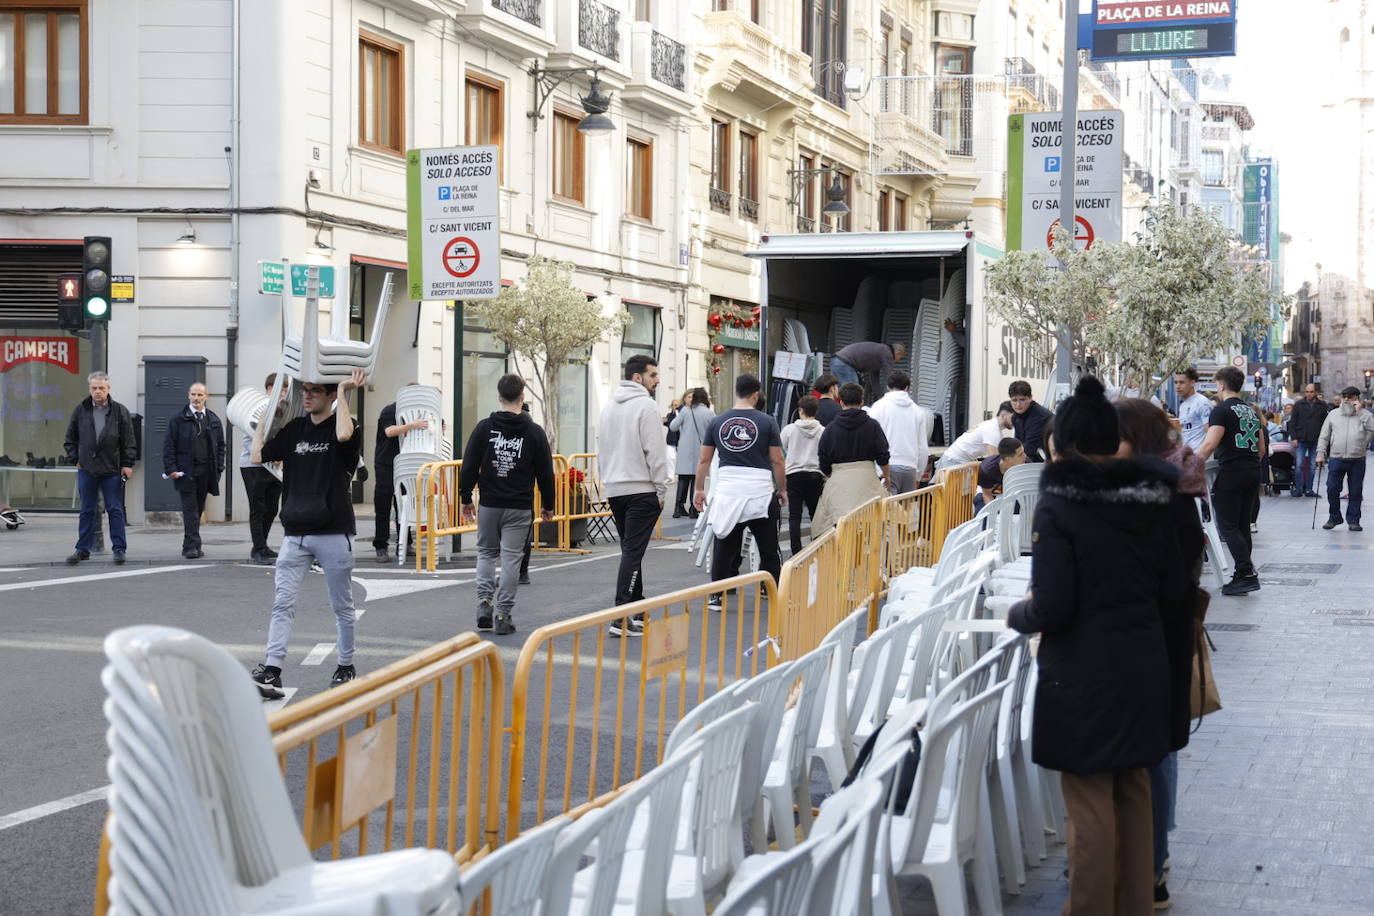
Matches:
[1054,0,1082,395]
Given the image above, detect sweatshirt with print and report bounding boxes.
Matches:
[459,410,556,510]
[597,381,670,501]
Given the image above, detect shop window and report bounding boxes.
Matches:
[553,110,585,203]
[359,31,404,154]
[0,2,86,124]
[802,0,847,107]
[627,136,653,221]
[465,73,504,182]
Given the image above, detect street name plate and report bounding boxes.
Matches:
[258,260,285,295]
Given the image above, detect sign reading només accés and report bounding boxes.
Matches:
[406,145,502,301]
[0,336,79,374]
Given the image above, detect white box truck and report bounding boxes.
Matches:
[747,229,1052,443]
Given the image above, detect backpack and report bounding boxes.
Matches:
[840,717,922,812]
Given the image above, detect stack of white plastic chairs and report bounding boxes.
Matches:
[392,384,446,566]
[281,272,394,383]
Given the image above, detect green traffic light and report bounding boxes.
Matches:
[86,297,109,318]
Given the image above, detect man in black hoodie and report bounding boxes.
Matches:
[460,374,555,636]
[812,382,892,532]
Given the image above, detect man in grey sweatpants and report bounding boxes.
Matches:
[460,374,556,636]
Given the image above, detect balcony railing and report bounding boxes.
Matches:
[709,187,732,213]
[579,0,620,61]
[650,31,686,91]
[492,0,541,26]
[797,215,816,233]
[739,197,759,222]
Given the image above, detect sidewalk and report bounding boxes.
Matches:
[898,483,1374,914]
[0,508,701,568]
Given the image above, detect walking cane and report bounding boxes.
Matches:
[1312,463,1325,530]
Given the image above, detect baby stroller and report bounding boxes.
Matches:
[1,503,24,530]
[1267,441,1295,496]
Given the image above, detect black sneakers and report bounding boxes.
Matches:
[493,614,515,636]
[1323,519,1341,530]
[330,664,356,688]
[66,550,89,566]
[476,600,494,631]
[1352,524,1364,532]
[250,550,274,565]
[608,615,644,638]
[1221,575,1260,596]
[1154,876,1171,909]
[113,550,126,566]
[375,548,389,563]
[251,664,285,700]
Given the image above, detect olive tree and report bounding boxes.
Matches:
[466,255,627,452]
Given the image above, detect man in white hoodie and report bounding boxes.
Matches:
[597,355,671,636]
[780,395,825,555]
[868,370,933,493]
[1316,385,1374,531]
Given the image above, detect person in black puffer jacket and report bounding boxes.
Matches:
[1008,375,1185,916]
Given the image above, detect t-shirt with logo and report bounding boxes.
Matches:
[706,408,781,470]
[1177,393,1213,451]
[260,415,363,536]
[1208,397,1262,469]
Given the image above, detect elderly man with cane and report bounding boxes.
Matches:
[1315,386,1374,531]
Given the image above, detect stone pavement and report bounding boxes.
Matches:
[900,478,1374,914]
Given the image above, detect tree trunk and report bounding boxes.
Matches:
[541,362,561,456]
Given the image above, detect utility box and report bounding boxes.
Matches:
[143,356,207,512]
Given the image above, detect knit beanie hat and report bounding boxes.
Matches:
[1053,375,1120,457]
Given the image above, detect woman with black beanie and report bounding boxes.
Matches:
[1007,375,1186,916]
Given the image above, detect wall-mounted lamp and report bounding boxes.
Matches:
[307,170,322,189]
[787,167,850,217]
[528,65,616,135]
[176,220,197,245]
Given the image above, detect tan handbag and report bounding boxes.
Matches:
[1190,587,1222,721]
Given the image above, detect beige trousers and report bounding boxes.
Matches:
[1059,768,1155,916]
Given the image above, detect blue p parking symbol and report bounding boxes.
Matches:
[438,187,452,200]
[1044,157,1061,173]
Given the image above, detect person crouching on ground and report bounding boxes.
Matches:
[693,374,785,610]
[1316,385,1374,532]
[811,382,891,533]
[1007,375,1184,916]
[973,437,1026,512]
[459,374,555,636]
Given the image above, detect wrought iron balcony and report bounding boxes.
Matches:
[797,215,816,233]
[651,31,686,91]
[739,197,759,222]
[492,0,541,26]
[709,187,732,213]
[579,0,620,61]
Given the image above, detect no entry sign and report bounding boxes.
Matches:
[406,145,501,300]
[1047,216,1095,249]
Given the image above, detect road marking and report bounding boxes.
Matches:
[352,576,456,602]
[0,785,110,831]
[301,643,334,665]
[262,686,299,714]
[0,568,30,573]
[0,565,190,594]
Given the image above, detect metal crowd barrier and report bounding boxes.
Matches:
[937,461,980,532]
[415,459,471,572]
[884,483,947,578]
[505,573,776,836]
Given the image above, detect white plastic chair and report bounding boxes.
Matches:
[395,384,443,415]
[807,608,867,793]
[1197,493,1233,588]
[282,272,394,382]
[879,682,1010,916]
[393,452,444,566]
[397,406,441,456]
[665,685,747,759]
[458,816,566,916]
[101,626,461,916]
[761,644,833,849]
[986,638,1034,892]
[710,833,817,916]
[730,661,797,855]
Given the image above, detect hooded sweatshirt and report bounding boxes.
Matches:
[780,417,823,474]
[868,389,932,472]
[818,408,890,476]
[1317,402,1374,459]
[597,380,670,501]
[459,409,556,510]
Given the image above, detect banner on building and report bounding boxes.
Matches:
[0,336,79,374]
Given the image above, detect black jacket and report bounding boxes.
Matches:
[375,402,400,468]
[815,397,841,427]
[1007,457,1187,774]
[64,397,138,478]
[162,405,226,495]
[1163,490,1204,752]
[1011,402,1054,462]
[459,410,556,511]
[818,408,890,476]
[1288,399,1330,443]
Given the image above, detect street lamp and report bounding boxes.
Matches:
[787,166,850,220]
[528,65,616,135]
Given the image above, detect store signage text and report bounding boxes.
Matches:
[0,336,79,374]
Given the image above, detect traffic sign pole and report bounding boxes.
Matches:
[1054,0,1081,395]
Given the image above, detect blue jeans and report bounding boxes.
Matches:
[1294,441,1318,494]
[830,356,859,387]
[265,534,356,667]
[75,469,127,552]
[1326,456,1366,525]
[1148,752,1178,878]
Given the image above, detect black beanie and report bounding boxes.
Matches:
[1053,375,1120,457]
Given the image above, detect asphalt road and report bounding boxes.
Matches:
[0,520,722,915]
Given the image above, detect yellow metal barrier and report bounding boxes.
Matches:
[506,573,776,837]
[937,462,980,535]
[414,460,471,572]
[883,484,947,578]
[531,454,573,553]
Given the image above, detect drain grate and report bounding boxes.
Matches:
[1260,563,1342,574]
[1262,577,1315,587]
[1208,623,1258,632]
[1312,608,1370,616]
[1333,619,1374,627]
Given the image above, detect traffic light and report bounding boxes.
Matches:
[82,236,112,322]
[57,273,84,330]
